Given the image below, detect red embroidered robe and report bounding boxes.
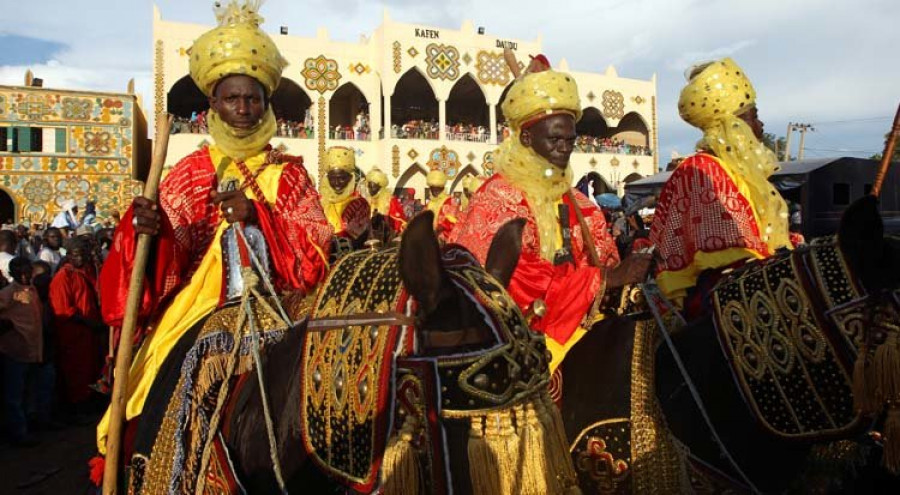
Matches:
[449,174,619,346]
[99,146,332,334]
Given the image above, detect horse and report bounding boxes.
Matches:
[558,195,900,493]
[123,211,578,494]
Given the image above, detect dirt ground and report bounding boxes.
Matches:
[0,414,99,495]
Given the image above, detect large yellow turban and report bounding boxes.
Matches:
[678,58,755,129]
[677,58,791,252]
[426,169,448,187]
[324,146,356,172]
[501,62,582,131]
[367,167,388,187]
[189,1,288,97]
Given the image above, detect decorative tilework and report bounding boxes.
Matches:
[481,151,494,176]
[155,40,165,118]
[425,44,460,81]
[602,90,625,120]
[303,56,341,94]
[317,97,327,182]
[475,51,510,86]
[611,157,620,167]
[406,46,418,58]
[391,145,400,178]
[427,146,460,178]
[392,42,402,74]
[407,148,418,160]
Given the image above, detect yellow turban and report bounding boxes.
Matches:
[501,66,582,131]
[367,167,388,187]
[324,146,356,172]
[678,58,755,130]
[426,169,448,187]
[677,57,791,253]
[189,1,288,97]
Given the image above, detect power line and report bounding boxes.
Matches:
[810,116,891,126]
[803,147,879,154]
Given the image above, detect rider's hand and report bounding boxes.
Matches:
[211,190,257,224]
[606,253,653,289]
[132,197,160,236]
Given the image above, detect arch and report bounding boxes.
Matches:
[612,112,650,147]
[495,82,514,124]
[391,68,438,139]
[271,77,312,123]
[166,75,208,120]
[446,74,489,142]
[396,162,429,200]
[449,165,480,193]
[576,107,610,138]
[623,172,644,184]
[329,82,370,140]
[0,188,16,224]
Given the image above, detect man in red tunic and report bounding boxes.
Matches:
[450,55,650,368]
[321,146,371,249]
[424,169,459,240]
[95,3,332,455]
[366,167,406,234]
[650,58,792,315]
[50,239,103,411]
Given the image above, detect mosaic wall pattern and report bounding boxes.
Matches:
[425,44,460,81]
[303,55,342,94]
[475,51,511,86]
[0,88,141,222]
[426,146,461,178]
[602,90,625,120]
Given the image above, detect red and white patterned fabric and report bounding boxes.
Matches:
[650,153,772,301]
[449,174,619,345]
[100,146,331,334]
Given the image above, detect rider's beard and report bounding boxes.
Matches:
[493,132,573,262]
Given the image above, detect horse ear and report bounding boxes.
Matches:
[400,211,445,315]
[485,218,525,288]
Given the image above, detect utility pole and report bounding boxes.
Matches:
[784,122,794,162]
[794,123,815,160]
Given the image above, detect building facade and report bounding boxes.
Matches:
[0,75,149,224]
[155,6,658,198]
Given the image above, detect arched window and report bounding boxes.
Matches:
[577,107,610,138]
[271,78,312,138]
[167,76,209,134]
[495,82,513,142]
[613,112,650,147]
[329,83,370,141]
[0,189,16,224]
[446,75,489,142]
[391,69,438,140]
[396,162,429,200]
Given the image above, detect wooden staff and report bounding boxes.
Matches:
[102,114,173,494]
[566,190,603,268]
[871,103,900,198]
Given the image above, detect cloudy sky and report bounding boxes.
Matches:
[1,0,896,160]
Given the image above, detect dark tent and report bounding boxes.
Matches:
[624,157,900,238]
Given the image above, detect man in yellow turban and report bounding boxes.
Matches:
[424,169,459,239]
[450,55,650,369]
[321,146,371,246]
[95,0,332,465]
[366,167,406,234]
[650,58,792,318]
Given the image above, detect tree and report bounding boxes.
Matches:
[762,132,791,161]
[869,133,899,162]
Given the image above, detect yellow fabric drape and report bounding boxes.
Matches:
[323,195,354,233]
[97,146,284,453]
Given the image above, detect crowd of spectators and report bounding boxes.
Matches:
[574,136,653,156]
[445,122,489,142]
[0,207,116,447]
[391,120,440,140]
